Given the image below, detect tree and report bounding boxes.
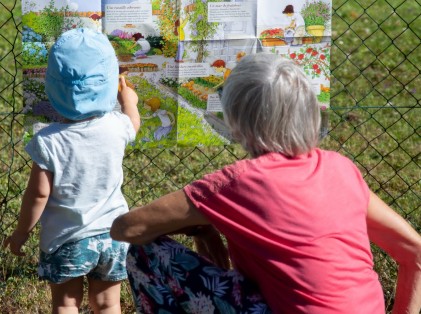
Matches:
[22,0,83,42]
[188,0,223,63]
[156,0,179,58]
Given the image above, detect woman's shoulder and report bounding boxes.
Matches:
[186,158,255,196]
[202,158,254,183]
[316,148,356,166]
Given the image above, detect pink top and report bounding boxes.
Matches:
[184,149,384,313]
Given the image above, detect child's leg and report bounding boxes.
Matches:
[50,277,84,314]
[87,278,122,314]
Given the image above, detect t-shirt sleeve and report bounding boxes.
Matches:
[25,133,51,171]
[184,169,234,235]
[114,111,136,143]
[184,163,241,204]
[183,161,251,234]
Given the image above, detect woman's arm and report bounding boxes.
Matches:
[110,190,230,268]
[366,190,421,314]
[111,190,209,244]
[3,162,52,256]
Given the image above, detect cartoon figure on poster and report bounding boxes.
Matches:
[211,52,246,90]
[142,97,175,141]
[129,33,151,59]
[89,13,102,32]
[174,11,190,63]
[282,4,305,45]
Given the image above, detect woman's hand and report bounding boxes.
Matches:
[193,225,230,269]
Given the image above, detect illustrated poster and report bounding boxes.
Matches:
[22,0,331,148]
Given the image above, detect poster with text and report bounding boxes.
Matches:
[22,0,331,148]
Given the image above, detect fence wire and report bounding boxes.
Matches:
[0,0,420,312]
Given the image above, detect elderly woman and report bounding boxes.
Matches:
[111,54,421,314]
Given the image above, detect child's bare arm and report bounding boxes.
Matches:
[3,163,52,256]
[118,76,140,133]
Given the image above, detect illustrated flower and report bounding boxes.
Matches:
[311,50,318,56]
[313,64,319,70]
[298,54,305,60]
[320,54,326,60]
[290,53,296,59]
[260,28,285,39]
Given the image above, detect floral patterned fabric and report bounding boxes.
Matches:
[126,236,272,314]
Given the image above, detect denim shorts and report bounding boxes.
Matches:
[38,232,129,284]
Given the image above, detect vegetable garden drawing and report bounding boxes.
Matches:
[22,0,331,149]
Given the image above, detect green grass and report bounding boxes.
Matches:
[0,0,420,313]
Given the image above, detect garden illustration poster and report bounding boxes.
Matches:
[22,0,332,148]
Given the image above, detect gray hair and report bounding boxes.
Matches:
[221,53,321,157]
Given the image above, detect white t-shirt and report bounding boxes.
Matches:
[26,111,135,253]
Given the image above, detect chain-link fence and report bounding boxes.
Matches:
[1,0,420,312]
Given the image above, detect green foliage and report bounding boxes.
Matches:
[152,0,161,10]
[146,35,164,49]
[23,78,48,102]
[160,77,179,89]
[22,12,40,33]
[301,1,331,27]
[35,7,65,40]
[161,40,178,58]
[194,76,223,88]
[155,0,180,58]
[110,37,136,54]
[187,0,224,62]
[317,91,330,103]
[288,46,330,79]
[178,87,207,110]
[22,42,48,66]
[22,0,82,41]
[177,106,228,147]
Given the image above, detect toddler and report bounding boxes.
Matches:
[4,28,140,313]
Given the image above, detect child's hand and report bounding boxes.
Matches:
[3,230,30,256]
[118,76,141,132]
[118,74,135,92]
[117,75,138,107]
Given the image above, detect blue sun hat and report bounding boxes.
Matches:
[45,28,118,121]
